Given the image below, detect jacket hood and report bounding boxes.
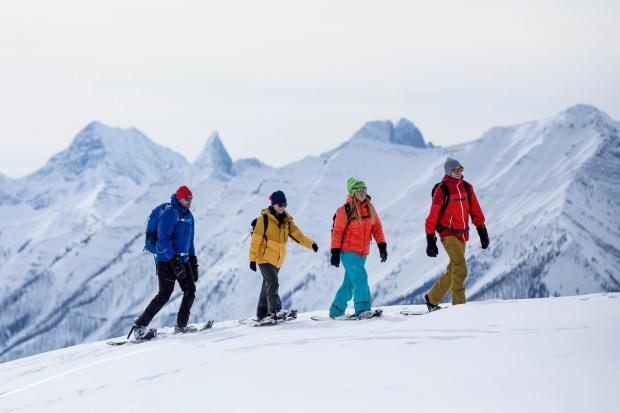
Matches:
[170,194,189,210]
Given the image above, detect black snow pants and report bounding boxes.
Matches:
[136,260,196,328]
[256,263,281,319]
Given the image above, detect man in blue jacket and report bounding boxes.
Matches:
[132,185,199,340]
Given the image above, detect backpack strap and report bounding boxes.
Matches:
[171,205,180,223]
[436,182,450,225]
[339,203,354,246]
[434,181,474,233]
[162,203,180,223]
[463,180,473,209]
[261,214,268,243]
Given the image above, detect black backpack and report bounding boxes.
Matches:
[250,214,269,244]
[431,181,473,233]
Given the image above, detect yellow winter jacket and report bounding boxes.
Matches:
[249,207,315,269]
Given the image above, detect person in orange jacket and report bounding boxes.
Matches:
[329,177,387,318]
[424,158,489,311]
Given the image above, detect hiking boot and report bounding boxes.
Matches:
[271,310,289,320]
[424,294,442,312]
[356,310,374,319]
[131,319,156,341]
[174,325,198,334]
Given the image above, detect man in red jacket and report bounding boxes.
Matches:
[424,158,489,311]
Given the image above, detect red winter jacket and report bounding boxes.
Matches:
[425,175,485,241]
[331,196,386,256]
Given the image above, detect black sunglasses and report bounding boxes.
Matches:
[275,203,287,208]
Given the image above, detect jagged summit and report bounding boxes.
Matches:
[33,121,188,182]
[194,131,234,176]
[349,118,427,148]
[393,118,426,147]
[13,121,190,208]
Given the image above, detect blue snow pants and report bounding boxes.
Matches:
[329,251,371,317]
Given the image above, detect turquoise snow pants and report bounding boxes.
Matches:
[329,251,371,317]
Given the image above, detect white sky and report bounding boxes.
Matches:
[0,0,619,178]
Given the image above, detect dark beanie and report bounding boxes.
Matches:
[269,190,287,206]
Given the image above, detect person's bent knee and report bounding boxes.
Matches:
[154,292,172,304]
[184,285,196,298]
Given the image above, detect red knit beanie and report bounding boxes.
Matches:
[175,185,193,201]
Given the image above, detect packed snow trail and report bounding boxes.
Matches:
[0,294,619,413]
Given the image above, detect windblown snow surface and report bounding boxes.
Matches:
[0,293,618,413]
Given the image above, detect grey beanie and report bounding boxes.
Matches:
[444,158,463,175]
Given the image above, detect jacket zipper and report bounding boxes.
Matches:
[456,181,466,229]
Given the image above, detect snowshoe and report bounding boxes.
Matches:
[174,325,199,334]
[131,326,157,342]
[347,309,383,320]
[424,294,442,312]
[312,309,383,321]
[239,309,298,327]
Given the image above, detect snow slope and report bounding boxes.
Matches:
[0,293,618,413]
[0,106,619,363]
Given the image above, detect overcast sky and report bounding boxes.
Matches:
[0,0,618,178]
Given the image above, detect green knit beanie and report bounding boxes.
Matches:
[347,177,367,195]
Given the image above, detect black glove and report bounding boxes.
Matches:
[477,225,489,249]
[250,261,257,272]
[172,255,187,279]
[426,234,439,257]
[189,255,198,282]
[312,243,318,252]
[378,242,387,262]
[330,248,341,267]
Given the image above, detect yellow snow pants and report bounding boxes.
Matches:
[427,235,468,306]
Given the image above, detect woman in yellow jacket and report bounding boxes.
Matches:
[249,190,318,321]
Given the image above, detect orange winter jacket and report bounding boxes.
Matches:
[331,196,386,256]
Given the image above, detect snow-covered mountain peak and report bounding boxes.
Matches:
[14,122,191,208]
[194,131,234,176]
[349,118,426,147]
[1,104,619,364]
[551,104,617,134]
[40,121,184,178]
[393,118,426,147]
[562,103,609,120]
[351,120,393,143]
[232,157,267,175]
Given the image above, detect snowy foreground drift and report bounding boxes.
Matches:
[1,293,618,413]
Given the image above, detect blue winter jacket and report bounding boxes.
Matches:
[155,195,195,263]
